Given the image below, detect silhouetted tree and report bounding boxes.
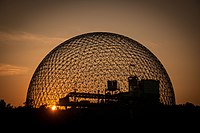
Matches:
[6,103,14,110]
[184,102,194,107]
[0,99,14,111]
[0,99,6,110]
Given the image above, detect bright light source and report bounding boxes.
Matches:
[51,105,57,111]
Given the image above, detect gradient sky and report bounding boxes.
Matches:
[0,0,199,107]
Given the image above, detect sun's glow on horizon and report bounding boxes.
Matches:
[51,105,57,111]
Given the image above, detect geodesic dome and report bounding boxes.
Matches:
[26,32,175,108]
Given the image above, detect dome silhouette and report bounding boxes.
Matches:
[26,32,175,108]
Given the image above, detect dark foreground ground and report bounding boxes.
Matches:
[1,104,200,131]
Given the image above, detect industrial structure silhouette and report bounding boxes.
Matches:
[26,32,175,108]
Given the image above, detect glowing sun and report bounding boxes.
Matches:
[51,105,57,111]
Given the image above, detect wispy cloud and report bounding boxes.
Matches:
[0,31,65,44]
[0,64,30,76]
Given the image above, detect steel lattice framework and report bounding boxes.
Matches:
[26,32,175,108]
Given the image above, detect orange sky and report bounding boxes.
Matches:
[0,0,199,107]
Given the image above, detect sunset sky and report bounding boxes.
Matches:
[0,0,199,107]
